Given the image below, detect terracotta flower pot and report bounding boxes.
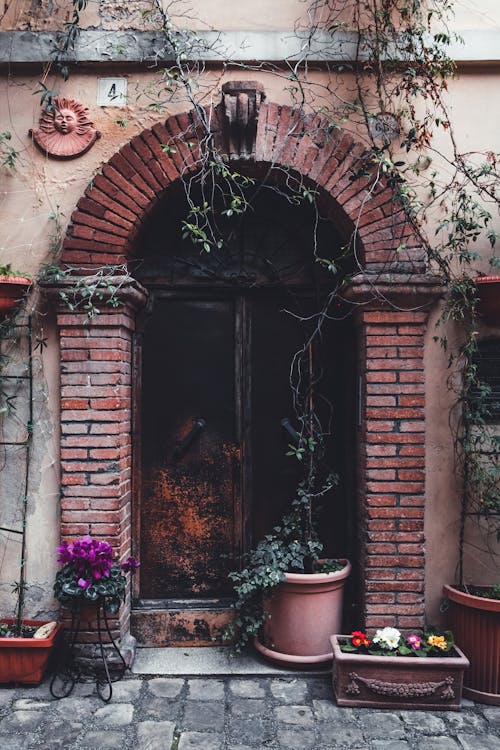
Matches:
[331,634,469,711]
[0,619,63,685]
[254,559,351,666]
[443,584,500,705]
[475,275,500,325]
[0,275,31,319]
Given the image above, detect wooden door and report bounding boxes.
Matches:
[139,292,353,601]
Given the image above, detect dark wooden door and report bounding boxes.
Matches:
[140,293,352,601]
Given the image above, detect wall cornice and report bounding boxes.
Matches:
[1,29,499,67]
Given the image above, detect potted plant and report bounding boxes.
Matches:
[331,627,469,711]
[475,275,500,325]
[0,539,62,687]
[0,616,62,685]
[442,331,500,705]
[442,584,500,705]
[53,535,140,624]
[0,309,62,685]
[0,264,31,319]
[227,428,351,666]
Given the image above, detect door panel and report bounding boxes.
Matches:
[141,298,239,599]
[250,295,307,541]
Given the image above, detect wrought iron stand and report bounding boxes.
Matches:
[50,600,128,702]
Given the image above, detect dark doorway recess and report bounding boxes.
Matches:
[134,184,357,607]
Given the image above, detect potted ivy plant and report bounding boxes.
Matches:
[227,361,351,666]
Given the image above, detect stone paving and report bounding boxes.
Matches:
[0,673,499,750]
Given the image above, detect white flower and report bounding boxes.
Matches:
[372,626,401,650]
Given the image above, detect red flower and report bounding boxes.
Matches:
[351,630,370,648]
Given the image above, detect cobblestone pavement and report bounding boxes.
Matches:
[0,673,499,750]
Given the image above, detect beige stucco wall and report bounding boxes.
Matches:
[0,0,499,622]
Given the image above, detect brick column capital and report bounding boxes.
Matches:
[41,275,149,326]
[344,272,444,312]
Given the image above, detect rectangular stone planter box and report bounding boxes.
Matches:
[331,635,469,711]
[0,619,63,685]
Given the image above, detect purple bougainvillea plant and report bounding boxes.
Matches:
[53,535,139,613]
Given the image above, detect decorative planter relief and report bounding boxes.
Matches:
[29,97,100,159]
[331,635,469,711]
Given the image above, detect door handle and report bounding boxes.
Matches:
[281,418,300,446]
[172,418,206,459]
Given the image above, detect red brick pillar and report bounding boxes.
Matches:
[346,274,443,631]
[46,277,148,652]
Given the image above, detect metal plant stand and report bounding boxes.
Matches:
[50,600,128,702]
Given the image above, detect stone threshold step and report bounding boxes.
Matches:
[132,646,331,676]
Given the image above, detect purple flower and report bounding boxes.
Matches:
[77,578,91,589]
[120,557,140,574]
[406,634,422,650]
[57,541,73,565]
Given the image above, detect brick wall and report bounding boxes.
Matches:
[54,289,146,642]
[359,310,427,630]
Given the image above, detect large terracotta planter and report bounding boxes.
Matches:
[0,619,63,685]
[331,634,469,711]
[254,559,351,666]
[443,584,500,705]
[476,275,500,325]
[0,275,31,319]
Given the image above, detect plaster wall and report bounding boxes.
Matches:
[2,0,498,33]
[0,0,499,624]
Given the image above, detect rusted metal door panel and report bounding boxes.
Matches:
[141,298,239,599]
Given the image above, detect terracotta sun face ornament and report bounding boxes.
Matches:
[29,97,100,159]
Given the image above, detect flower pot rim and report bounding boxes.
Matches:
[0,619,63,647]
[0,275,32,285]
[475,275,500,284]
[283,558,351,585]
[330,634,469,668]
[443,584,500,612]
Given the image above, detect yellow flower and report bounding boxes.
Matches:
[427,635,447,650]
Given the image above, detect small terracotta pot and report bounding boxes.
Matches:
[254,559,351,666]
[0,619,63,685]
[476,275,500,325]
[443,584,500,705]
[0,275,31,319]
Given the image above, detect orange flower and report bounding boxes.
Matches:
[427,635,447,650]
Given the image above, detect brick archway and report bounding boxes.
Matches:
[60,102,425,273]
[53,95,442,650]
